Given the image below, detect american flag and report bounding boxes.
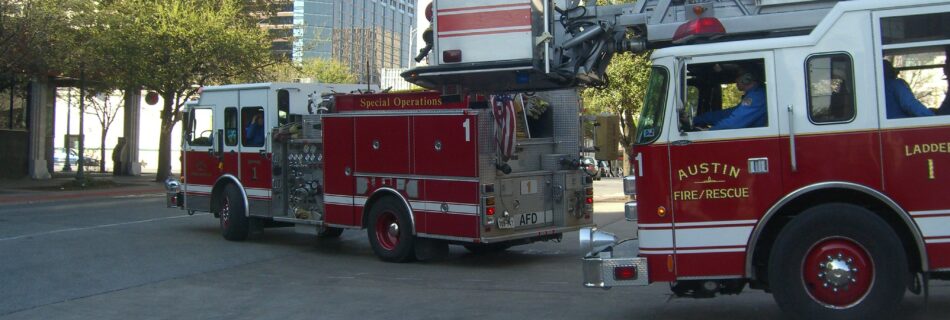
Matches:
[490,94,517,160]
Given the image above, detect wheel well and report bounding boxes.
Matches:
[210,178,239,214]
[361,189,414,233]
[750,188,923,287]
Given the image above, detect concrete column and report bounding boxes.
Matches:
[123,90,142,176]
[28,77,52,179]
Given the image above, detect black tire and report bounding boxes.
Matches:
[768,203,908,320]
[218,184,250,241]
[317,226,344,239]
[463,242,513,254]
[367,197,416,262]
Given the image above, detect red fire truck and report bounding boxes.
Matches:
[405,0,949,318]
[166,82,595,262]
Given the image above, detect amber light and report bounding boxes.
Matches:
[692,5,706,16]
[657,206,667,217]
[614,266,638,280]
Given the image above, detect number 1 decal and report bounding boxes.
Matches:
[928,159,934,180]
[462,118,471,142]
[635,152,644,177]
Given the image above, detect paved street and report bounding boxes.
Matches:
[0,179,947,319]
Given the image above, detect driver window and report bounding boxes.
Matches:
[187,108,214,146]
[242,107,265,147]
[681,59,768,131]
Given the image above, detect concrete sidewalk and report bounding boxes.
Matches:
[592,177,631,203]
[0,173,165,205]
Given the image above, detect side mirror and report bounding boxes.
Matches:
[677,107,694,133]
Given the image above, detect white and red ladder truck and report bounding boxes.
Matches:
[166,82,596,262]
[405,0,950,318]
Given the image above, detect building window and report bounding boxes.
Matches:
[806,54,855,123]
[0,84,28,131]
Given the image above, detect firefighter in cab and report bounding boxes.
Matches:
[692,72,767,130]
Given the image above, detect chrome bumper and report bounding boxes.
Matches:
[580,227,648,288]
[166,191,183,208]
[164,177,182,209]
[582,251,649,288]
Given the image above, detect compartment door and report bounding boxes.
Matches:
[323,117,356,226]
[412,114,478,177]
[355,116,411,174]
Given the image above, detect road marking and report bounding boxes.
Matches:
[393,277,423,281]
[0,213,209,242]
[327,276,356,279]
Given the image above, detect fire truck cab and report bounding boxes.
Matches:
[577,1,950,318]
[168,82,595,262]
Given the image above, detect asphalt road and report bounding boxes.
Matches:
[0,186,947,320]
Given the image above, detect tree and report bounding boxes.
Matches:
[580,52,652,153]
[257,58,359,84]
[95,0,272,182]
[85,93,123,173]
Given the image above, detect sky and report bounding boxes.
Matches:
[415,0,432,65]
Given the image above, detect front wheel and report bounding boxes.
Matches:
[768,203,908,320]
[367,197,415,262]
[218,184,250,241]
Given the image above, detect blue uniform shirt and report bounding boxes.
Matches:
[938,94,949,116]
[885,78,934,119]
[693,86,767,130]
[245,123,265,146]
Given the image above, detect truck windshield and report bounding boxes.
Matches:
[634,67,670,145]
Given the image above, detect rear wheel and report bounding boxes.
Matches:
[218,184,250,241]
[768,203,907,320]
[367,197,415,262]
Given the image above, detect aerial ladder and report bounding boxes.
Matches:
[403,0,842,92]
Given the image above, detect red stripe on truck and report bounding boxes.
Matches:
[437,8,531,33]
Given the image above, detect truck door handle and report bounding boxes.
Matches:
[672,140,692,146]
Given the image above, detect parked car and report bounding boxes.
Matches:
[53,149,101,168]
[580,157,599,180]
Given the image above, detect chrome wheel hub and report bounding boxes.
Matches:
[818,253,858,292]
[388,222,399,237]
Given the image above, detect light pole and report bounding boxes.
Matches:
[76,63,86,183]
[63,88,73,172]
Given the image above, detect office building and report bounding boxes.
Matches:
[292,0,417,85]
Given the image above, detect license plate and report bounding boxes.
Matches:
[499,210,552,229]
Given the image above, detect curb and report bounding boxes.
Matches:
[0,187,164,205]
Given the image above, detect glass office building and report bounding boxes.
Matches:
[293,0,417,85]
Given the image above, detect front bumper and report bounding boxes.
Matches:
[166,191,183,208]
[581,229,649,288]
